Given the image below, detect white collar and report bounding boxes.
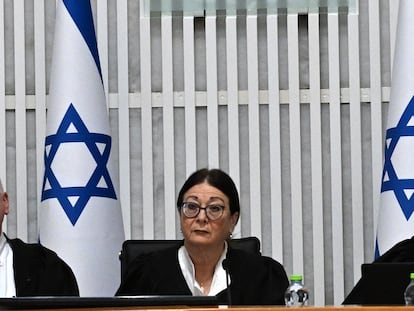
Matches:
[178,242,229,296]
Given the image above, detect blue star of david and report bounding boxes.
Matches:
[41,103,117,225]
[381,96,414,220]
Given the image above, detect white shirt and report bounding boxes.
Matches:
[178,242,230,296]
[0,233,16,297]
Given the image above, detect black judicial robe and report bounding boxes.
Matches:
[342,236,414,305]
[7,236,79,297]
[116,245,289,305]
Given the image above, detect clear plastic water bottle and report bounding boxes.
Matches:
[404,272,414,305]
[284,274,309,307]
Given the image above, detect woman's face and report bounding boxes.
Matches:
[180,182,239,248]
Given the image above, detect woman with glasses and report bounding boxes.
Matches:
[116,168,289,305]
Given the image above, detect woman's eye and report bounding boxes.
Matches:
[187,203,199,210]
[209,205,222,212]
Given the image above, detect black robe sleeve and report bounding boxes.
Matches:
[116,246,191,296]
[218,248,289,305]
[8,237,79,297]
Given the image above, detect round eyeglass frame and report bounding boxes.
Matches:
[181,202,225,220]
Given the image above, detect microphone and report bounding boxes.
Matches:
[222,258,232,306]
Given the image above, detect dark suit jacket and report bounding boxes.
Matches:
[6,236,79,296]
[343,236,414,305]
[116,245,289,305]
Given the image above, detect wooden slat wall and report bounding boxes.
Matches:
[309,13,324,305]
[327,12,345,306]
[161,14,176,238]
[247,13,262,242]
[0,0,6,234]
[117,0,131,239]
[368,0,383,250]
[13,0,28,241]
[348,11,364,286]
[1,0,397,306]
[287,13,304,279]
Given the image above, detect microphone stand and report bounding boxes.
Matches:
[222,259,232,306]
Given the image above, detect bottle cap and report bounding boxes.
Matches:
[290,274,303,281]
[410,272,414,279]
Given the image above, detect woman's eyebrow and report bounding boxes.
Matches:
[184,196,225,203]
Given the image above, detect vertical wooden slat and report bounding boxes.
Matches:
[183,16,197,176]
[14,0,28,240]
[287,13,303,275]
[0,0,6,232]
[328,12,345,305]
[206,15,219,168]
[225,14,241,236]
[140,3,154,239]
[117,0,131,239]
[246,14,261,240]
[348,12,364,283]
[34,0,46,222]
[161,14,176,238]
[368,0,382,245]
[267,14,283,262]
[309,13,325,306]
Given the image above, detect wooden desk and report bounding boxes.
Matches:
[12,306,414,311]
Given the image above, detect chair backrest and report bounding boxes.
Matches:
[119,237,261,282]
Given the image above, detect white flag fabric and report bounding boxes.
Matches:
[39,0,124,296]
[376,0,414,258]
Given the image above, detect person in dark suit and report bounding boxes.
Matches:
[343,237,414,305]
[0,179,79,297]
[116,168,289,305]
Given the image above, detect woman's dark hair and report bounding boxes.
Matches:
[176,168,240,222]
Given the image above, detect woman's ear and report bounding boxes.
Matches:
[230,211,239,230]
[1,192,9,215]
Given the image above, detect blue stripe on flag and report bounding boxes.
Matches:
[63,0,102,79]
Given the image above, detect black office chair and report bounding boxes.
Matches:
[119,237,261,282]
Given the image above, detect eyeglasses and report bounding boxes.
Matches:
[181,202,225,220]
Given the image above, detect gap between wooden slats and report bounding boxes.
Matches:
[0,0,6,232]
[368,0,383,249]
[117,0,131,239]
[287,13,304,275]
[34,0,47,229]
[206,15,219,168]
[246,14,262,241]
[389,0,399,74]
[267,14,283,263]
[183,16,197,176]
[140,10,154,239]
[308,13,325,306]
[348,12,364,284]
[96,0,110,110]
[225,14,242,237]
[14,0,28,241]
[161,15,176,238]
[328,12,345,305]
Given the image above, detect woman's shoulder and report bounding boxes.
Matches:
[123,244,178,275]
[227,247,286,272]
[132,244,179,265]
[226,246,289,293]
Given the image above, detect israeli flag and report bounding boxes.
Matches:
[39,0,125,296]
[376,0,414,258]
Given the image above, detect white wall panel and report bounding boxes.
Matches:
[287,13,304,277]
[348,12,364,285]
[13,0,28,241]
